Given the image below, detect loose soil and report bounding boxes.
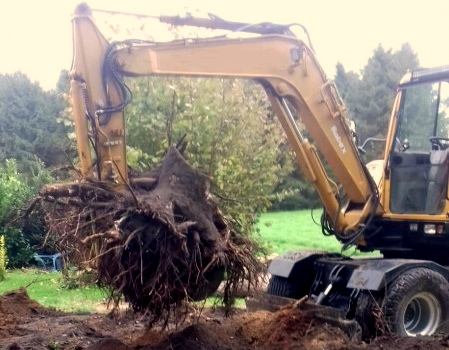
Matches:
[1,288,449,350]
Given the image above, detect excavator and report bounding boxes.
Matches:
[71,3,449,338]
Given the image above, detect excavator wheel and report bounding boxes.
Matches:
[382,268,449,336]
[267,250,328,299]
[267,276,297,298]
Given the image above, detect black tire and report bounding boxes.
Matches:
[267,250,327,299]
[267,275,301,299]
[382,268,449,336]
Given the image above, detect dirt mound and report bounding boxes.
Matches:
[0,287,48,317]
[236,309,350,349]
[137,309,356,350]
[137,308,449,350]
[140,323,236,350]
[0,288,61,339]
[1,289,449,350]
[0,289,142,350]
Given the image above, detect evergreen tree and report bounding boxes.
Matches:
[0,73,72,173]
[335,44,419,161]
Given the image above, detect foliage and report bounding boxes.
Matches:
[109,24,291,221]
[0,236,5,281]
[3,228,34,269]
[125,77,291,233]
[335,43,419,161]
[0,158,53,267]
[47,340,60,350]
[0,72,73,174]
[0,159,33,222]
[0,73,66,265]
[270,166,321,210]
[60,267,96,290]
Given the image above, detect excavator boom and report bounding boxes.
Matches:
[71,4,378,239]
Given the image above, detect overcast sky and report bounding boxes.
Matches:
[2,0,449,90]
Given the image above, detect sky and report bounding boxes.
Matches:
[2,0,449,90]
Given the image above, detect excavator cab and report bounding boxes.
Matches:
[268,66,449,339]
[388,67,449,215]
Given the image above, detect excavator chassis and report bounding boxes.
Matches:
[266,251,449,338]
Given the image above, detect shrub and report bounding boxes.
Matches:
[0,235,6,281]
[0,158,53,267]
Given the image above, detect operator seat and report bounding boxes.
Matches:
[425,148,449,213]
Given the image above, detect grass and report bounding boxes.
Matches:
[0,269,105,313]
[255,209,344,254]
[200,295,246,309]
[0,209,373,312]
[255,209,378,257]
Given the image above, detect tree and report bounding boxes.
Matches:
[270,166,321,210]
[335,43,419,161]
[0,235,5,281]
[125,76,291,232]
[0,73,73,173]
[0,158,52,267]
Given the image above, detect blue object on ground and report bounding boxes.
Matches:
[33,253,62,271]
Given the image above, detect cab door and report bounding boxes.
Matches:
[389,80,449,214]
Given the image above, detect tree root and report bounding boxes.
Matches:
[32,147,262,326]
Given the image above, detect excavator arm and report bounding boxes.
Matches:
[70,4,380,241]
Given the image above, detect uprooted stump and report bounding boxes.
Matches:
[36,146,262,325]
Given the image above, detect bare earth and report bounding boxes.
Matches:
[1,289,448,350]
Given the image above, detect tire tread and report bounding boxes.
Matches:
[267,275,296,298]
[382,268,449,335]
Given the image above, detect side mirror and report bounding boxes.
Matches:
[402,138,410,151]
[359,137,387,154]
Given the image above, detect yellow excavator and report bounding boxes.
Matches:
[71,3,449,338]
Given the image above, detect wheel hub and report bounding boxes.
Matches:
[403,292,441,336]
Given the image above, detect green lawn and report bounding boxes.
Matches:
[0,209,371,311]
[255,209,344,254]
[0,269,105,313]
